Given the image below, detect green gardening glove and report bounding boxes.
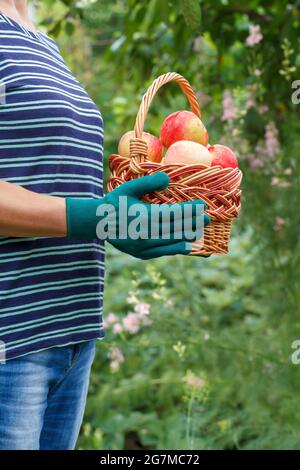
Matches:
[66,172,210,260]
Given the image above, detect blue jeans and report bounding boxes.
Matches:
[0,340,96,450]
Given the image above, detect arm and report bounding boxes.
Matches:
[0,173,210,259]
[0,180,67,237]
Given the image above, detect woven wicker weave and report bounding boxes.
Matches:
[107,72,242,256]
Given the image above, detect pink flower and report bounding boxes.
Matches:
[185,373,206,389]
[108,346,124,371]
[196,91,212,106]
[248,122,280,171]
[123,313,140,334]
[271,176,280,186]
[103,312,118,328]
[265,122,280,158]
[274,216,286,231]
[246,25,263,47]
[247,154,265,170]
[134,302,151,317]
[112,322,123,334]
[246,98,256,110]
[110,361,119,371]
[258,104,269,114]
[140,316,153,327]
[222,90,237,122]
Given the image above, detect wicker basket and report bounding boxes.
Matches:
[107,72,242,256]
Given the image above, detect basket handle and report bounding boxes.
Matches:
[129,72,201,163]
[128,72,201,170]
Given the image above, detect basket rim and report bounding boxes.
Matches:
[109,152,243,176]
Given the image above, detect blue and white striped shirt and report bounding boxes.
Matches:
[0,13,105,360]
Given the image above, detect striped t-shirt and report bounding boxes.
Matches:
[0,13,105,361]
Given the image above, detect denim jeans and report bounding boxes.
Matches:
[0,340,96,450]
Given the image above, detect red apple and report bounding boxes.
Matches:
[164,140,212,166]
[160,110,209,148]
[208,144,238,168]
[118,130,163,163]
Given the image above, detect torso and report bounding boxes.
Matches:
[0,13,105,361]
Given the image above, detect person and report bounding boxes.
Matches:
[0,0,209,450]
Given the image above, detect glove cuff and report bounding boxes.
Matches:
[65,197,104,240]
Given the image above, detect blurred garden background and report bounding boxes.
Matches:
[36,0,300,450]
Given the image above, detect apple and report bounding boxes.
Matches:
[164,140,212,166]
[160,110,209,148]
[208,144,238,168]
[118,130,163,163]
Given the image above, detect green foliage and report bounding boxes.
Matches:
[180,0,202,33]
[36,0,300,450]
[77,237,300,450]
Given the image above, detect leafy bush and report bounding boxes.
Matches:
[78,234,300,450]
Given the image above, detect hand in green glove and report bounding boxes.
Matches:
[66,172,210,260]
